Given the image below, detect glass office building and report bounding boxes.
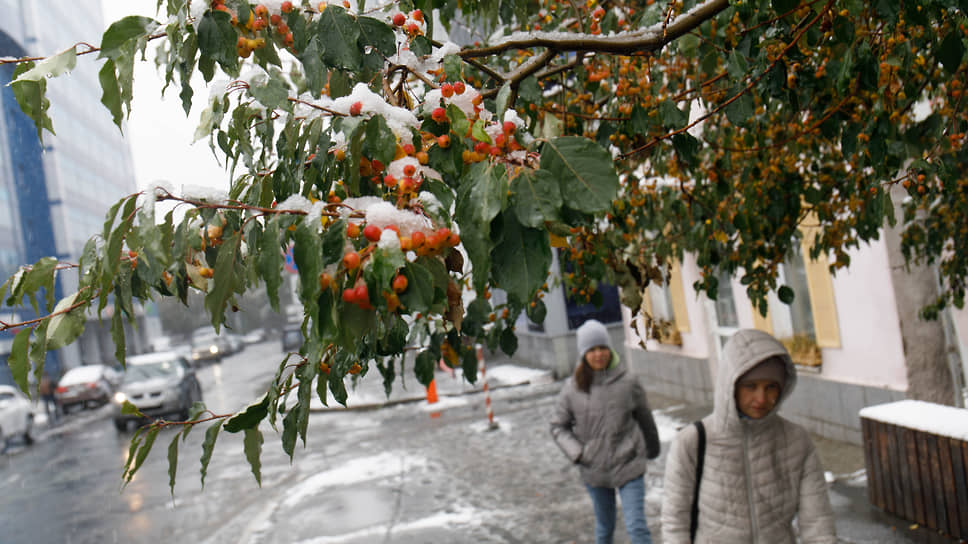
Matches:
[0,1,139,383]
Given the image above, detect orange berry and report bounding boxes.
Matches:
[392,274,409,293]
[346,222,360,238]
[343,251,361,269]
[363,224,382,242]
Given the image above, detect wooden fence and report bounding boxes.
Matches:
[860,400,968,541]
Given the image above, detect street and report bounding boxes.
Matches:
[0,341,949,544]
[0,340,670,543]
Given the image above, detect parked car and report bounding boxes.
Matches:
[112,352,203,431]
[54,365,121,413]
[282,325,302,352]
[0,385,34,451]
[190,328,232,364]
[225,333,245,355]
[242,328,266,344]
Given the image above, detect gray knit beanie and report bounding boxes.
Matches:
[576,319,611,357]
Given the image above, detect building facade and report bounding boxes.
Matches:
[0,1,150,384]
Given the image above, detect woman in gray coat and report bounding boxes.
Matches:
[551,319,661,544]
[661,329,836,543]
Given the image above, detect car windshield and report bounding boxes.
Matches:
[123,361,182,383]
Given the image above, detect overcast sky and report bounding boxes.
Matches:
[101,1,230,192]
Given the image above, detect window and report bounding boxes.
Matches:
[750,223,841,367]
[640,260,690,345]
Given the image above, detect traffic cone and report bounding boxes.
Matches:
[427,379,441,418]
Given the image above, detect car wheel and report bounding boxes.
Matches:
[22,415,34,445]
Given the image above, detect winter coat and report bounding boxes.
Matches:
[660,329,837,544]
[550,353,661,488]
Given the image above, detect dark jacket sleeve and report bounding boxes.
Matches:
[632,381,661,459]
[550,384,584,463]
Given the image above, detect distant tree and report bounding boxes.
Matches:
[1,0,965,490]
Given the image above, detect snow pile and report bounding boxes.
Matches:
[859,400,968,441]
[282,451,428,508]
[341,198,434,236]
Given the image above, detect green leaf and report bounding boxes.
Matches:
[495,82,512,120]
[45,292,86,351]
[99,16,159,60]
[22,257,57,314]
[111,307,127,368]
[243,427,264,486]
[492,213,552,303]
[200,422,222,488]
[937,31,965,73]
[197,10,238,73]
[527,298,547,323]
[10,62,55,139]
[204,233,240,329]
[224,393,269,432]
[672,133,701,169]
[659,100,688,130]
[778,285,795,304]
[167,432,180,496]
[125,426,159,484]
[316,6,362,69]
[8,328,32,396]
[10,46,76,83]
[499,326,518,356]
[357,16,396,57]
[472,119,491,143]
[399,261,435,313]
[772,0,798,14]
[540,137,619,214]
[248,76,291,110]
[726,50,748,80]
[120,400,142,416]
[511,170,562,228]
[281,407,298,461]
[725,88,754,127]
[365,115,397,167]
[415,350,436,386]
[259,221,283,311]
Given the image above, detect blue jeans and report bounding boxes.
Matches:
[585,475,653,544]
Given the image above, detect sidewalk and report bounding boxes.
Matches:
[306,354,961,544]
[307,355,555,412]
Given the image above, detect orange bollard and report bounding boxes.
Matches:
[426,379,438,404]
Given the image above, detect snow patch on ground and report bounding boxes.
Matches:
[485,365,551,385]
[282,451,427,508]
[293,504,484,544]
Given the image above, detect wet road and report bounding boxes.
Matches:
[0,341,290,544]
[0,340,632,543]
[0,343,925,544]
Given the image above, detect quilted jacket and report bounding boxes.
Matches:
[660,329,837,543]
[550,353,661,488]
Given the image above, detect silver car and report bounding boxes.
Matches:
[112,352,203,431]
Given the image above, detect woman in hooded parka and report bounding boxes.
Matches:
[551,319,661,544]
[661,329,836,543]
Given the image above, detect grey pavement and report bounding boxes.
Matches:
[18,346,965,544]
[304,349,963,544]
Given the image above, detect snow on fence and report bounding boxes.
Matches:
[859,400,968,540]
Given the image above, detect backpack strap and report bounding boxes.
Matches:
[689,420,706,543]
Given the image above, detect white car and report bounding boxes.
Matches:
[0,384,34,451]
